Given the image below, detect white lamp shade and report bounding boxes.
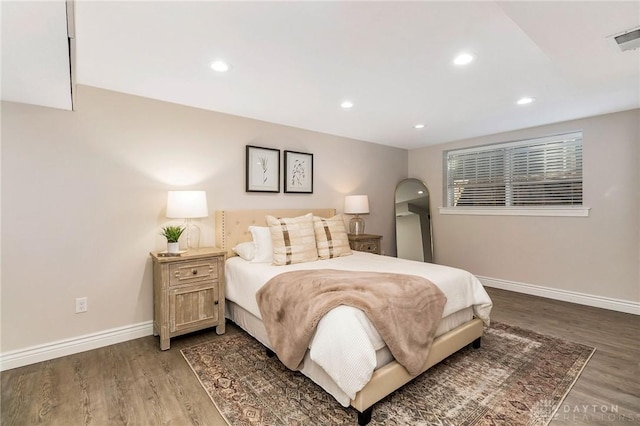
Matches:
[344,195,370,214]
[166,190,209,218]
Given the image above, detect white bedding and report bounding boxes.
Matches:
[225,251,492,405]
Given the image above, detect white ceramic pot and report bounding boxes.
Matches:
[167,242,180,254]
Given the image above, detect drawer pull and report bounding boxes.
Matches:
[192,269,198,275]
[214,300,219,305]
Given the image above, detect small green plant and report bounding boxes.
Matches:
[160,225,185,243]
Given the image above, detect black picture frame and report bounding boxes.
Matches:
[246,145,280,192]
[284,150,313,194]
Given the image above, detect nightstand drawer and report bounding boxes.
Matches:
[348,234,382,255]
[354,241,379,253]
[169,260,217,286]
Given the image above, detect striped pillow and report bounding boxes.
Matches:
[313,214,352,259]
[266,213,318,266]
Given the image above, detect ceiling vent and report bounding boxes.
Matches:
[612,27,640,52]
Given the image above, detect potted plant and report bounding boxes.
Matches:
[161,225,185,254]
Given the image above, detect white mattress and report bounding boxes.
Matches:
[224,251,492,406]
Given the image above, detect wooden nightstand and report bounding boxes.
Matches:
[150,247,226,350]
[348,234,382,255]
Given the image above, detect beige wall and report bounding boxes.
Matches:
[409,109,640,304]
[1,85,407,352]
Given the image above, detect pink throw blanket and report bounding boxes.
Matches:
[256,269,447,376]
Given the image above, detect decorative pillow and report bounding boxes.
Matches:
[313,214,353,259]
[232,241,255,261]
[266,213,318,266]
[249,226,274,263]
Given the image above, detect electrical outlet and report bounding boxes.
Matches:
[75,297,88,313]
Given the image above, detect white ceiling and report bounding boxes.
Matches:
[3,1,639,149]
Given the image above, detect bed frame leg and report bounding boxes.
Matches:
[265,348,275,358]
[357,407,372,425]
[471,337,481,349]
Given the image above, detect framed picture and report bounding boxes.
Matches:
[284,150,313,193]
[246,145,280,192]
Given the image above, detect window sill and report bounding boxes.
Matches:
[438,207,590,217]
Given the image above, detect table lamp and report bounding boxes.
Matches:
[344,195,369,235]
[166,190,209,249]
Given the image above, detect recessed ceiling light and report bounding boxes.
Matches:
[341,101,354,109]
[453,53,474,66]
[210,60,230,72]
[414,124,425,129]
[516,97,536,105]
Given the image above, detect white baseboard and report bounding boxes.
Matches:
[0,321,154,371]
[478,276,640,315]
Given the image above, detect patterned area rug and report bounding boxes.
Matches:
[181,323,594,425]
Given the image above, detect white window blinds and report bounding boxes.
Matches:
[445,132,583,208]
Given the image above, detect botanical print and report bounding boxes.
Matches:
[289,159,306,187]
[259,156,269,184]
[250,154,274,187]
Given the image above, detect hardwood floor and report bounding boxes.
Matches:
[2,288,639,425]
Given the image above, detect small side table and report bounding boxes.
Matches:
[348,234,382,255]
[150,247,226,350]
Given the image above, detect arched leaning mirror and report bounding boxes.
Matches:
[395,178,433,262]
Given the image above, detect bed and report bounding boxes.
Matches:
[214,208,492,425]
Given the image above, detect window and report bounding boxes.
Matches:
[443,131,586,216]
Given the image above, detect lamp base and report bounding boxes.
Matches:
[349,216,365,235]
[184,219,201,249]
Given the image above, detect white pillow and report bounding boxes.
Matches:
[232,242,255,261]
[249,226,274,263]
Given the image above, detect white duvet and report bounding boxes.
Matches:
[225,251,492,405]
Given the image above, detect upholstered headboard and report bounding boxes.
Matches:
[215,209,336,258]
